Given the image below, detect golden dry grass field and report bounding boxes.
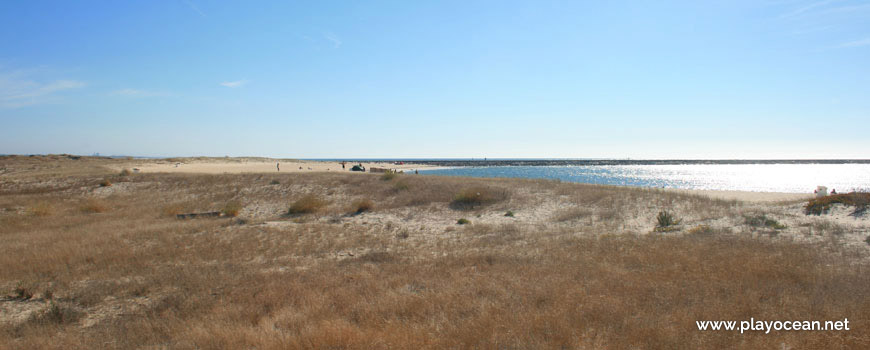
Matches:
[1,155,869,349]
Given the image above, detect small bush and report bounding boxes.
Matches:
[450,186,509,210]
[81,199,110,213]
[457,218,471,225]
[655,210,682,231]
[39,302,81,325]
[744,214,786,230]
[288,194,327,215]
[270,179,280,185]
[351,198,374,214]
[222,200,243,217]
[381,172,399,181]
[14,285,34,300]
[805,192,870,215]
[119,168,132,176]
[504,210,515,217]
[99,179,112,187]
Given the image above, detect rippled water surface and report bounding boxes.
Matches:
[419,164,870,193]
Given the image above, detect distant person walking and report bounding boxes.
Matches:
[276,162,280,172]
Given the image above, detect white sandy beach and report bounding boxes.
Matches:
[125,159,438,175]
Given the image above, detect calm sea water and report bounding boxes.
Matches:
[418,164,870,193]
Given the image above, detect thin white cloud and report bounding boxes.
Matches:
[183,0,206,17]
[780,0,838,19]
[324,32,342,48]
[111,88,167,97]
[220,80,249,88]
[835,37,870,48]
[0,72,86,108]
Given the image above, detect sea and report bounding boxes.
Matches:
[416,163,870,193]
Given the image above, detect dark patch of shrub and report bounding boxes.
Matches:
[119,168,132,176]
[504,210,515,217]
[805,192,870,216]
[654,210,682,232]
[99,179,112,187]
[457,218,471,225]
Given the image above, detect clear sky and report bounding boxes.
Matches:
[1,0,868,159]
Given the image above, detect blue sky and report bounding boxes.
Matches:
[1,0,868,159]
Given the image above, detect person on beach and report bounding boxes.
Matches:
[276,162,280,172]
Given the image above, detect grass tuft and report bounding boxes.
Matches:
[351,198,374,214]
[99,179,112,187]
[287,194,328,215]
[744,214,787,229]
[450,186,509,210]
[222,200,243,217]
[654,210,682,231]
[457,218,471,225]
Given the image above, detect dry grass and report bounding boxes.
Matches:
[1,156,869,349]
[287,194,328,215]
[350,198,374,214]
[450,185,510,210]
[79,199,110,214]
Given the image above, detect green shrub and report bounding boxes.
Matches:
[655,210,682,231]
[504,210,515,217]
[457,218,471,225]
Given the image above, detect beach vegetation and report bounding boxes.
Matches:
[805,192,870,216]
[450,186,509,210]
[80,199,110,214]
[457,218,471,225]
[221,200,243,217]
[744,214,786,230]
[351,198,374,214]
[99,179,112,187]
[654,210,682,231]
[287,194,328,215]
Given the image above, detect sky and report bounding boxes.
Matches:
[1,0,869,159]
